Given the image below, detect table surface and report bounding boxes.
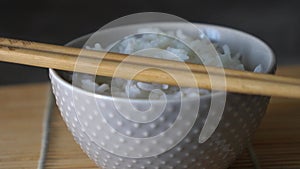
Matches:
[0,66,300,169]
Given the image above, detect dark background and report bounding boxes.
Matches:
[0,0,299,85]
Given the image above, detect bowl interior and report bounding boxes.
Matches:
[52,23,276,96]
[65,23,275,72]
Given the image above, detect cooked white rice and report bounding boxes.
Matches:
[73,28,256,99]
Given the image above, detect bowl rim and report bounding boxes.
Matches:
[49,22,276,102]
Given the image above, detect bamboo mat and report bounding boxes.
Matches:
[0,66,300,169]
[0,84,49,169]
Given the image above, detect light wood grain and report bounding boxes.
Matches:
[0,83,49,169]
[1,37,300,86]
[44,106,99,169]
[0,37,300,98]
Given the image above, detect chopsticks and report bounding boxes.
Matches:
[0,37,299,99]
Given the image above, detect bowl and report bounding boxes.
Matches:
[49,22,275,169]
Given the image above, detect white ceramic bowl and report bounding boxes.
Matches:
[49,23,275,169]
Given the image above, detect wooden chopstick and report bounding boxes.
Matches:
[1,37,300,86]
[0,37,299,99]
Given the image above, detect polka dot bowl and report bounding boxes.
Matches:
[49,22,275,169]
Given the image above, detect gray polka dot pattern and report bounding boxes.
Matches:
[50,70,270,169]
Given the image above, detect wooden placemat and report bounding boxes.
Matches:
[0,84,49,169]
[0,66,300,169]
